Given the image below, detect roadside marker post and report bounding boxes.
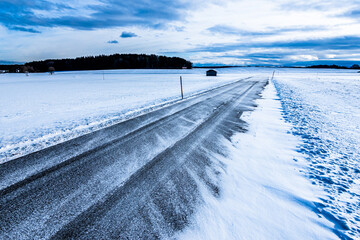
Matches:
[180,76,184,99]
[271,70,275,81]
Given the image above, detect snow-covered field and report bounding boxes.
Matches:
[1,67,359,238]
[0,68,265,162]
[273,68,360,239]
[177,68,360,239]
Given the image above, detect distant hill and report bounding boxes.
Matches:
[0,54,192,73]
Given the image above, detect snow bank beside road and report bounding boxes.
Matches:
[273,68,360,238]
[178,81,337,239]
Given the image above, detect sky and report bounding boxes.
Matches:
[1,0,360,66]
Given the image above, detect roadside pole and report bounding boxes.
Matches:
[271,70,275,81]
[180,76,184,99]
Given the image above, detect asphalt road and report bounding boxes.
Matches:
[0,77,268,239]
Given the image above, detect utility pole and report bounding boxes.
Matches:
[180,76,184,99]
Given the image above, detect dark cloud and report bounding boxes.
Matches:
[349,10,360,16]
[241,52,285,60]
[174,26,185,32]
[207,25,326,37]
[279,1,336,11]
[207,25,273,36]
[187,36,360,65]
[268,36,360,50]
[9,26,41,33]
[193,50,360,67]
[286,60,360,67]
[107,40,119,44]
[0,0,195,32]
[341,9,360,19]
[191,36,360,53]
[210,51,295,65]
[280,0,360,22]
[120,31,137,38]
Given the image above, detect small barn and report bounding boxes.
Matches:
[206,69,217,76]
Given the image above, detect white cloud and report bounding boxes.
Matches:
[1,0,360,65]
[288,55,319,61]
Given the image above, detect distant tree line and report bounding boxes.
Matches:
[306,64,360,69]
[0,54,193,73]
[0,64,23,73]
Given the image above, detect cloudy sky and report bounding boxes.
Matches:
[1,0,360,66]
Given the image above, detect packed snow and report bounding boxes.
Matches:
[0,68,261,162]
[178,80,337,239]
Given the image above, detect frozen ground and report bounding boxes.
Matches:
[178,80,338,239]
[273,68,360,238]
[0,68,264,162]
[1,67,359,239]
[178,68,360,239]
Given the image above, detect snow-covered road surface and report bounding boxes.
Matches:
[1,78,268,239]
[0,68,258,162]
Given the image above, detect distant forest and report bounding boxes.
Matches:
[306,64,360,69]
[0,54,193,73]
